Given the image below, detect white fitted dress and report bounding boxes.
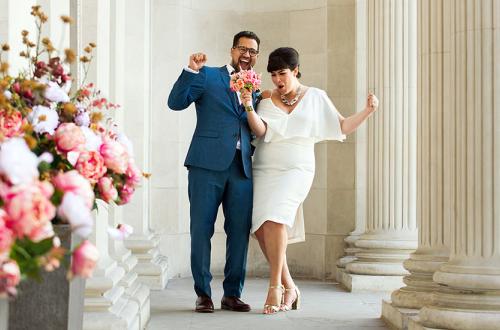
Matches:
[251,87,346,244]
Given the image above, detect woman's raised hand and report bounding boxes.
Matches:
[366,93,379,113]
[240,88,253,107]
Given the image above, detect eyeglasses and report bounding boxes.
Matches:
[233,46,259,57]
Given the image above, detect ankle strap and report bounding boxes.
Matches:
[269,284,284,290]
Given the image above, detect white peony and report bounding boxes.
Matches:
[80,126,103,151]
[44,81,70,103]
[57,192,93,238]
[4,91,12,99]
[0,138,39,184]
[29,105,60,135]
[117,132,134,157]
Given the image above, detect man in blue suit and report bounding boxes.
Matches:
[167,31,260,313]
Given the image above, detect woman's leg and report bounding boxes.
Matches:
[256,226,297,307]
[260,221,287,313]
[281,255,298,307]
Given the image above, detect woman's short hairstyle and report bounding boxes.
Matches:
[267,47,301,78]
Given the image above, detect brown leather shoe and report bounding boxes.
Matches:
[221,296,251,312]
[195,295,214,313]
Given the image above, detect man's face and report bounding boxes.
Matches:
[230,37,259,71]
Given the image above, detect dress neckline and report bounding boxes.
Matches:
[265,87,312,116]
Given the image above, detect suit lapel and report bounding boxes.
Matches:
[219,66,240,115]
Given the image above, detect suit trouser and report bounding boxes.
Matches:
[187,150,253,298]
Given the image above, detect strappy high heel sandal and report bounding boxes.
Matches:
[281,286,301,311]
[263,285,284,315]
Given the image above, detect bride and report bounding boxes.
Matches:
[241,47,379,314]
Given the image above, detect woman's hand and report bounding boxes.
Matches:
[366,93,379,113]
[240,88,253,108]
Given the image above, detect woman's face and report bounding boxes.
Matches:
[270,67,299,95]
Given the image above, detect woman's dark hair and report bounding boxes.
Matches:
[267,47,301,78]
[233,31,260,49]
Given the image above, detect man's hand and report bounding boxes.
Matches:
[188,53,207,71]
[240,88,253,107]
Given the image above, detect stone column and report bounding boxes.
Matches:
[339,0,418,292]
[382,0,454,327]
[108,0,150,328]
[121,0,169,290]
[414,0,500,329]
[335,0,367,279]
[72,1,140,328]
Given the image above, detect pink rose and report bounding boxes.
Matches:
[3,183,56,241]
[125,160,141,187]
[0,212,14,261]
[117,184,134,205]
[100,138,129,174]
[52,170,94,208]
[0,260,21,297]
[107,223,133,240]
[55,123,86,152]
[70,240,99,278]
[97,177,118,203]
[0,110,24,138]
[75,151,107,183]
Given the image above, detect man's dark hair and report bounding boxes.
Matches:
[233,31,260,49]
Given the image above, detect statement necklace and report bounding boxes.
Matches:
[280,85,302,106]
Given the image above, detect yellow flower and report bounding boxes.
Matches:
[90,112,104,123]
[1,44,9,51]
[80,56,90,63]
[21,30,29,37]
[60,15,73,24]
[0,62,9,74]
[84,46,92,54]
[64,49,76,64]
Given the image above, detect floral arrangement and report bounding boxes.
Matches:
[0,6,141,297]
[229,69,262,93]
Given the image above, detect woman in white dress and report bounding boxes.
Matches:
[241,47,378,314]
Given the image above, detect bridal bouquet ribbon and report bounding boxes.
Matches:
[229,69,262,111]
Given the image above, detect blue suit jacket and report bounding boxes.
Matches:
[167,66,254,178]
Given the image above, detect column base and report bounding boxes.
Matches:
[381,299,419,330]
[120,272,150,329]
[125,233,169,290]
[407,316,439,330]
[84,260,140,330]
[337,267,404,291]
[419,302,500,330]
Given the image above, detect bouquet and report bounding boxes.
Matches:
[229,69,262,111]
[0,6,142,297]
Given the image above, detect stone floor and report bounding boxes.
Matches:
[148,277,389,329]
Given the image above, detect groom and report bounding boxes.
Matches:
[167,31,260,313]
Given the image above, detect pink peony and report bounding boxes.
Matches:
[75,151,107,183]
[125,160,142,186]
[52,170,94,208]
[70,240,99,278]
[0,109,24,138]
[97,177,118,203]
[117,184,135,205]
[3,183,56,241]
[107,223,133,240]
[0,211,14,262]
[0,260,21,297]
[55,123,86,152]
[100,138,129,174]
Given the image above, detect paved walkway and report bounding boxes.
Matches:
[148,277,389,329]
